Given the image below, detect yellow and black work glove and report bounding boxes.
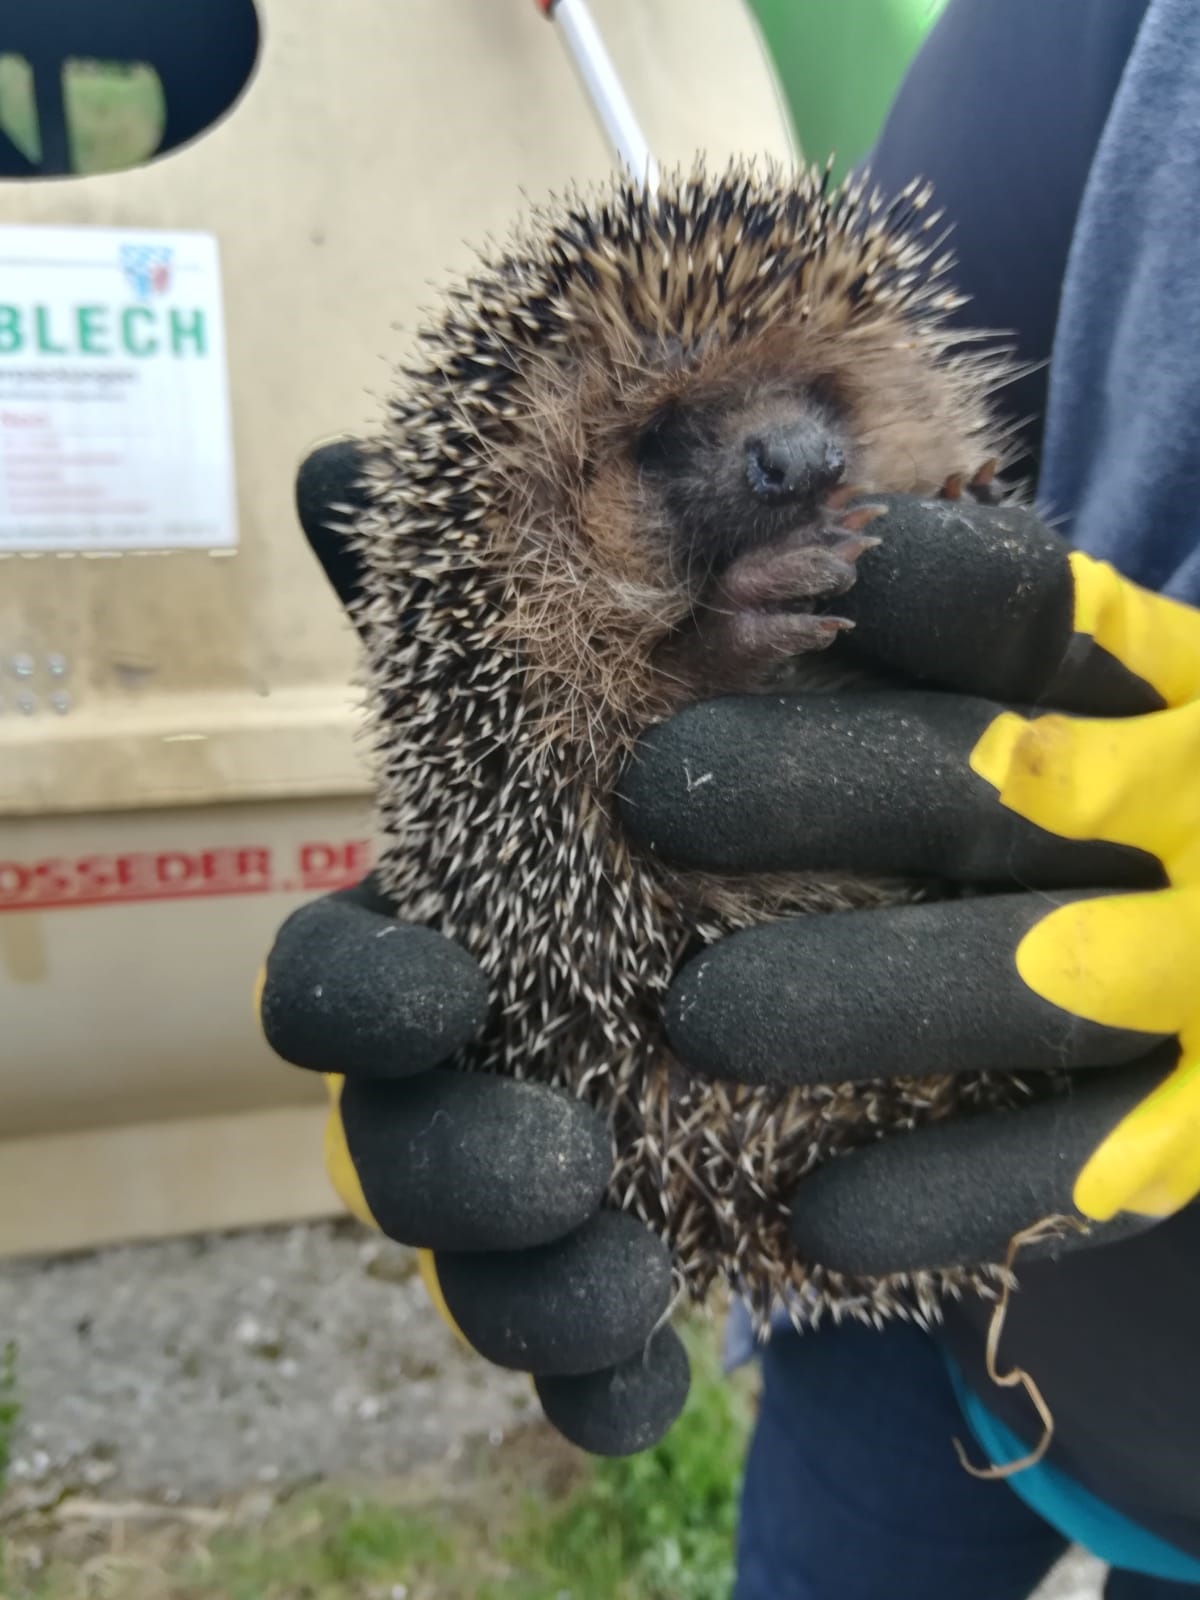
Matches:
[257,442,689,1458]
[621,493,1200,1277]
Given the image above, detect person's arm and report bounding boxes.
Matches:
[1034,0,1200,604]
[896,0,1200,1544]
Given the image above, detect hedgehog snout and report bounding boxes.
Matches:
[744,421,846,507]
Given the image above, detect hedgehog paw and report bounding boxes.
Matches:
[702,604,854,675]
[717,523,883,614]
[663,523,883,691]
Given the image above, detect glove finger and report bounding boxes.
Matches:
[535,1327,690,1457]
[836,494,1178,714]
[434,1210,674,1378]
[788,1054,1176,1277]
[621,691,1162,887]
[260,888,488,1077]
[665,894,1171,1090]
[338,1068,612,1252]
[295,437,371,624]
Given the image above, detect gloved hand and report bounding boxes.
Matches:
[256,440,689,1457]
[621,493,1200,1278]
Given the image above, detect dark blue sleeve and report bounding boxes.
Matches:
[1037,0,1200,603]
[864,0,1149,481]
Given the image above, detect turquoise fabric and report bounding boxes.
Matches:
[946,1361,1200,1585]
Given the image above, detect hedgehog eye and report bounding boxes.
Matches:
[634,406,690,471]
[803,374,847,417]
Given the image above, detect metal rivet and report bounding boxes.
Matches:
[11,653,34,680]
[47,653,69,678]
[16,691,36,715]
[50,690,71,715]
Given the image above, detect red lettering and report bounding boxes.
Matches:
[123,852,155,895]
[31,858,73,897]
[155,852,195,885]
[237,848,271,880]
[0,839,288,910]
[0,862,30,899]
[299,840,373,885]
[299,842,339,876]
[76,854,129,894]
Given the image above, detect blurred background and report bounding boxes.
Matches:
[0,3,1096,1595]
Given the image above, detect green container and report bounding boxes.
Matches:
[747,0,949,179]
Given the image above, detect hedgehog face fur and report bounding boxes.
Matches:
[350,161,1026,1332]
[636,378,849,576]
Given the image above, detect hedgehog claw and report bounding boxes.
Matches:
[836,504,887,533]
[718,531,872,610]
[721,608,853,666]
[823,483,867,510]
[830,533,882,564]
[966,458,1004,506]
[939,461,1004,507]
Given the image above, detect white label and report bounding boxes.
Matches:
[0,225,237,553]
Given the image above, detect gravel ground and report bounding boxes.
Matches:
[0,1218,529,1507]
[0,1218,1105,1596]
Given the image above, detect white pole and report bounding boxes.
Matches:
[539,0,660,189]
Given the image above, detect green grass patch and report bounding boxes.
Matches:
[499,1325,752,1600]
[0,1317,756,1599]
[0,1341,18,1491]
[182,1499,462,1600]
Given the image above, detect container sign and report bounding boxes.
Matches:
[0,837,374,913]
[0,225,236,553]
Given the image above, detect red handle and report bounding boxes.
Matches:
[534,0,558,13]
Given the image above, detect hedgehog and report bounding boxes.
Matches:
[345,158,1030,1333]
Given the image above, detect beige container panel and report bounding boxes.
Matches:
[0,0,793,1253]
[0,1107,337,1258]
[0,800,377,1138]
[0,0,795,820]
[0,795,371,1252]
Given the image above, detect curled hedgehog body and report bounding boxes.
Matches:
[349,161,1026,1331]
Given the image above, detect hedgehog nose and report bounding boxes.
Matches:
[745,425,846,504]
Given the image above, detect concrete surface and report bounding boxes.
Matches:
[0,1217,1106,1596]
[1039,1552,1106,1599]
